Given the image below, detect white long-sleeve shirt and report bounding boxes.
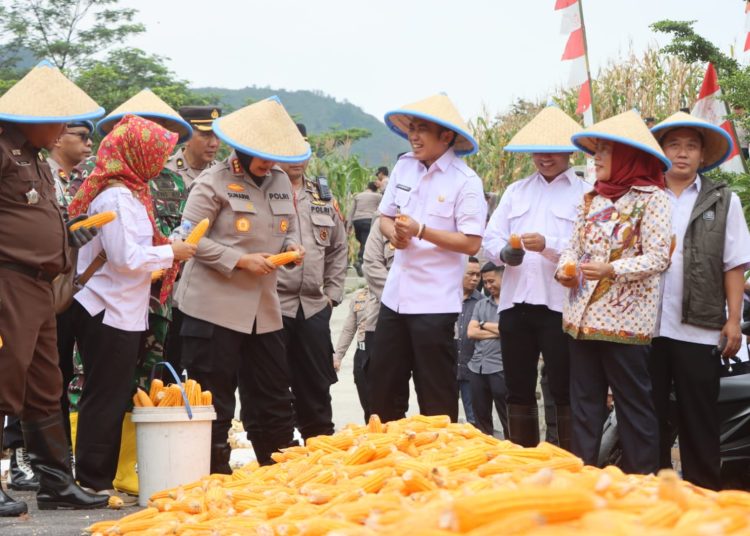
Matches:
[75,187,174,331]
[483,168,591,313]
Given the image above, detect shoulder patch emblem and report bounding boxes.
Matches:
[228,183,245,192]
[319,228,329,241]
[235,216,251,233]
[279,218,289,233]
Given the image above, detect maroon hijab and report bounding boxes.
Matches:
[594,141,665,201]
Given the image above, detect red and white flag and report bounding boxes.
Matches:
[692,63,744,173]
[555,0,593,126]
[745,1,750,52]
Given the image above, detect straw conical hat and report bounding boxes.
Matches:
[650,111,732,173]
[384,94,478,156]
[96,89,192,142]
[0,60,103,123]
[504,106,582,153]
[571,110,671,170]
[212,96,311,163]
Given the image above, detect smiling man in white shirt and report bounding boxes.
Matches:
[650,112,750,490]
[369,94,487,423]
[483,107,590,450]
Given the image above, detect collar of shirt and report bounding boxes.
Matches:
[463,289,483,303]
[531,167,576,187]
[666,175,701,199]
[403,147,457,174]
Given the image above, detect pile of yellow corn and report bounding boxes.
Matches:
[88,414,750,535]
[132,379,212,408]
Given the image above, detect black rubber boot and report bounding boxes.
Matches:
[9,446,40,491]
[508,404,540,448]
[22,413,108,510]
[0,416,28,517]
[210,443,232,475]
[555,405,573,453]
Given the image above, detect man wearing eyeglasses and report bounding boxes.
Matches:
[47,120,94,207]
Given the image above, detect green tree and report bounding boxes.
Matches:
[75,48,215,113]
[309,127,371,157]
[0,0,144,73]
[650,20,738,76]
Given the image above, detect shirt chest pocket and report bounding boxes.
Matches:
[270,199,294,236]
[134,213,153,239]
[394,188,412,210]
[426,194,457,230]
[311,212,334,246]
[507,202,530,231]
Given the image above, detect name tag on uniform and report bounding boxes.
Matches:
[703,210,715,221]
[396,184,411,192]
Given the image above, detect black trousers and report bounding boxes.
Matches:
[56,306,76,443]
[163,306,184,372]
[181,315,294,459]
[468,370,509,438]
[649,337,721,490]
[569,338,658,474]
[282,306,337,440]
[369,305,458,422]
[353,344,370,422]
[353,219,371,264]
[71,301,142,490]
[499,304,570,406]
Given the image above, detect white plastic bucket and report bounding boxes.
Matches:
[131,405,216,507]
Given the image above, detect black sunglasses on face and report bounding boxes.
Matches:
[65,131,92,142]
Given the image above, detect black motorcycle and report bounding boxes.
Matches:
[598,344,750,489]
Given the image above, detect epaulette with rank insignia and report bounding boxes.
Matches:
[231,157,243,176]
[306,178,326,206]
[176,157,186,170]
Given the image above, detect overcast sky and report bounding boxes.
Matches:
[124,0,747,122]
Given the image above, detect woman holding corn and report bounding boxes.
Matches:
[555,110,672,474]
[68,115,196,496]
[176,97,306,470]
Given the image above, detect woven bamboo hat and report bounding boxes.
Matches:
[571,110,672,170]
[504,106,582,153]
[212,96,311,163]
[96,89,192,142]
[384,94,478,156]
[651,111,732,173]
[0,60,104,123]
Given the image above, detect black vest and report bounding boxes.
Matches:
[681,176,730,330]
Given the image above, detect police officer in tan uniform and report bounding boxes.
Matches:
[165,106,222,188]
[0,61,108,516]
[176,97,308,470]
[270,123,347,440]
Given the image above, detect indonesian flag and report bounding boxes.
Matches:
[745,1,750,52]
[556,0,593,126]
[692,63,744,173]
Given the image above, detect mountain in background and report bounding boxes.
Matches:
[193,86,408,167]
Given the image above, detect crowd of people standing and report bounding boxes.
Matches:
[1,59,749,518]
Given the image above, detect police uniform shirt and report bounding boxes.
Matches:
[276,177,347,319]
[165,146,217,189]
[362,215,395,332]
[175,151,300,335]
[378,148,487,314]
[0,123,69,275]
[46,156,81,208]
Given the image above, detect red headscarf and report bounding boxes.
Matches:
[68,114,179,303]
[594,141,665,201]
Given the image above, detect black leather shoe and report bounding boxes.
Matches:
[0,416,28,516]
[508,403,541,448]
[210,443,232,475]
[8,447,40,491]
[22,413,108,510]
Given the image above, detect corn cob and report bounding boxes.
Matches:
[200,390,212,406]
[343,442,377,465]
[151,269,164,282]
[185,218,209,245]
[267,250,302,266]
[132,387,153,407]
[148,379,164,403]
[509,233,522,249]
[367,414,384,433]
[69,210,116,231]
[640,501,682,527]
[402,469,438,493]
[562,260,577,277]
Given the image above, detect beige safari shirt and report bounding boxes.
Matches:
[362,215,395,332]
[558,186,672,344]
[277,177,348,319]
[176,152,299,335]
[165,147,217,188]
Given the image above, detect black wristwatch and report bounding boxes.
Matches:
[479,321,486,330]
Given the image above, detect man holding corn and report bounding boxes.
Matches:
[0,61,109,515]
[369,94,487,422]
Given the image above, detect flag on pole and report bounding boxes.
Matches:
[556,0,594,126]
[745,1,750,52]
[692,63,744,173]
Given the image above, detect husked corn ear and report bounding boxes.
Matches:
[69,210,116,231]
[640,501,682,527]
[267,250,302,266]
[148,379,164,403]
[562,260,577,277]
[200,390,213,406]
[509,233,522,249]
[448,487,597,531]
[343,443,377,465]
[185,218,209,245]
[367,414,384,433]
[150,269,164,282]
[132,387,153,407]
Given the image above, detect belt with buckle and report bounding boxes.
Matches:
[0,262,58,282]
[357,341,366,351]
